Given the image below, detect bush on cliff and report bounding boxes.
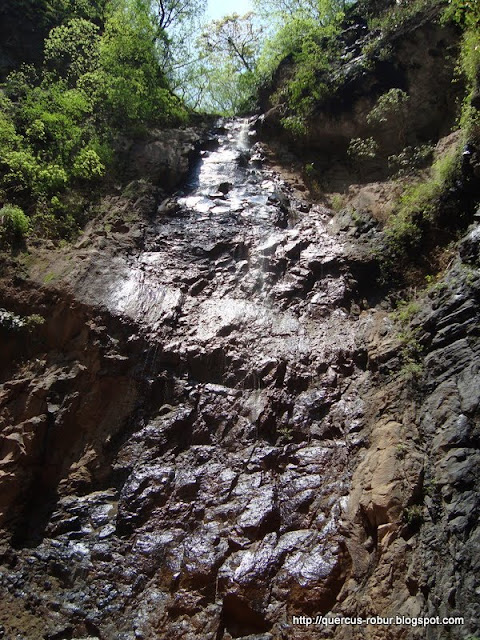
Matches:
[0,204,30,246]
[0,0,189,244]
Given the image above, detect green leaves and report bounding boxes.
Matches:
[264,11,343,135]
[44,18,100,84]
[72,148,105,180]
[200,12,263,74]
[99,0,187,126]
[444,0,480,28]
[0,0,191,244]
[0,204,30,245]
[367,89,409,125]
[191,12,264,114]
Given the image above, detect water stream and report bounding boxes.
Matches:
[2,118,371,639]
[104,117,354,368]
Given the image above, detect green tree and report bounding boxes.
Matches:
[150,0,207,32]
[200,12,264,74]
[0,0,191,243]
[0,204,30,245]
[98,0,187,126]
[186,12,264,114]
[254,0,353,24]
[44,18,100,85]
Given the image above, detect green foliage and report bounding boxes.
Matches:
[200,12,262,74]
[72,148,105,180]
[44,0,109,24]
[387,145,434,178]
[179,0,346,118]
[457,28,480,137]
[395,299,421,324]
[397,320,425,383]
[347,136,378,160]
[378,149,459,278]
[443,0,480,135]
[266,13,344,134]
[0,204,30,245]
[395,443,407,459]
[149,0,206,32]
[277,423,293,443]
[367,89,409,125]
[369,0,443,34]
[443,0,480,28]
[0,306,44,332]
[403,504,424,527]
[400,360,424,381]
[329,193,345,211]
[190,12,264,115]
[367,88,410,146]
[1,150,38,194]
[391,292,427,383]
[23,313,46,331]
[0,0,191,243]
[44,18,100,85]
[254,0,350,26]
[99,1,187,126]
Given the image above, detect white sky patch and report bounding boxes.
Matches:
[207,0,253,19]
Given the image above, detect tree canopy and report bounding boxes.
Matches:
[0,0,189,244]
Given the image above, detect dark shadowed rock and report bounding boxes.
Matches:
[127,128,201,189]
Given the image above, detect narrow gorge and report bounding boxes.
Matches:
[0,0,479,637]
[1,114,478,639]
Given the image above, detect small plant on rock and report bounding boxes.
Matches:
[23,314,45,331]
[277,423,293,443]
[0,204,30,245]
[330,193,345,211]
[403,504,424,528]
[347,136,378,161]
[367,88,410,147]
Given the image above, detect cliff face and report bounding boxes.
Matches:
[258,5,463,177]
[0,7,479,640]
[338,248,480,638]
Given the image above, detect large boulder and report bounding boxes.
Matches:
[126,128,201,189]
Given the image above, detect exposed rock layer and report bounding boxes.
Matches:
[0,119,478,640]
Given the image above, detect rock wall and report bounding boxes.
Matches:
[0,120,478,640]
[258,10,462,172]
[333,237,480,639]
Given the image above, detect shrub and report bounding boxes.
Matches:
[72,148,105,180]
[264,12,343,135]
[0,204,30,244]
[367,88,410,146]
[388,145,434,178]
[36,164,68,194]
[347,137,378,160]
[378,149,459,279]
[369,0,443,35]
[1,150,39,193]
[23,313,45,331]
[403,504,424,528]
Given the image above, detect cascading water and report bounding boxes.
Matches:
[0,117,372,640]
[105,118,349,353]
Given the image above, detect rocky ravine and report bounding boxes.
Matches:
[0,119,478,640]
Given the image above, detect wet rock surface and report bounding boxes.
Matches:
[331,249,480,640]
[0,119,478,639]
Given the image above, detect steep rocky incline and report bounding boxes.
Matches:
[258,6,463,184]
[0,119,478,640]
